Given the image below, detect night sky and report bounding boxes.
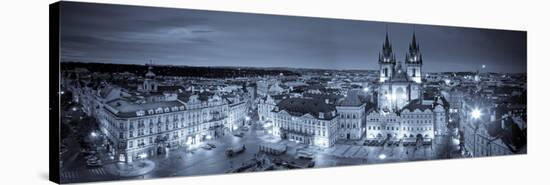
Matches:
[60,2,527,73]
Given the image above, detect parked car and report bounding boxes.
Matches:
[86,159,103,167]
[233,132,245,137]
[225,144,246,157]
[81,149,97,155]
[84,154,99,161]
[296,150,314,159]
[201,144,213,150]
[206,143,216,148]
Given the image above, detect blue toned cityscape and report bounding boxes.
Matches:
[57,2,526,184]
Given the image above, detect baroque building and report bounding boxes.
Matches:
[271,97,339,148]
[65,67,250,163]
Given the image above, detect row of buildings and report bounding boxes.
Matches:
[64,66,250,162]
[259,32,450,148]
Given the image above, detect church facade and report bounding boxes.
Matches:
[377,33,423,112]
[367,32,448,142]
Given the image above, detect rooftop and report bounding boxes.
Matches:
[274,97,336,120]
[337,90,364,107]
[105,99,185,118]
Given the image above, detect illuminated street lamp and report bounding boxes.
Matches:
[90,131,98,137]
[363,87,369,92]
[471,108,482,120]
[378,154,387,160]
[245,116,251,121]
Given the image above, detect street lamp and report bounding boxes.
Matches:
[363,87,369,92]
[471,108,482,120]
[90,131,98,137]
[378,154,387,160]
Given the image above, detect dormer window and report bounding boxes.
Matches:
[136,110,145,116]
[319,112,324,119]
[148,109,154,115]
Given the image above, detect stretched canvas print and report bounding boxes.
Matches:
[49,1,527,184]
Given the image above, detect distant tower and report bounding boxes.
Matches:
[379,31,396,82]
[143,60,158,92]
[405,32,423,84]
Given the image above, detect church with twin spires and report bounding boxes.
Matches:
[377,32,423,112]
[366,31,448,141]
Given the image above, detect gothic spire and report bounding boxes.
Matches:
[379,30,396,64]
[406,32,422,64]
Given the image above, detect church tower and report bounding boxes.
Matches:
[142,61,158,93]
[405,32,423,84]
[379,31,396,82]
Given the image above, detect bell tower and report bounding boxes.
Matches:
[143,60,158,93]
[405,32,423,84]
[379,31,396,82]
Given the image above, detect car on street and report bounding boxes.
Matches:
[233,132,245,137]
[296,150,314,159]
[201,144,213,150]
[84,154,99,161]
[86,159,103,167]
[206,143,216,148]
[226,144,246,157]
[81,148,97,155]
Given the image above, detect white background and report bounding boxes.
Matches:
[0,0,548,184]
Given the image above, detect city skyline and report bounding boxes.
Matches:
[53,2,527,184]
[60,2,526,73]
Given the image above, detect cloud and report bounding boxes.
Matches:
[59,1,526,73]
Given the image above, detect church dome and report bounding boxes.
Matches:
[145,66,156,78]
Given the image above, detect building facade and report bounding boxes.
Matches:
[336,90,366,140]
[366,32,447,142]
[377,32,422,112]
[100,92,239,163]
[271,98,339,148]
